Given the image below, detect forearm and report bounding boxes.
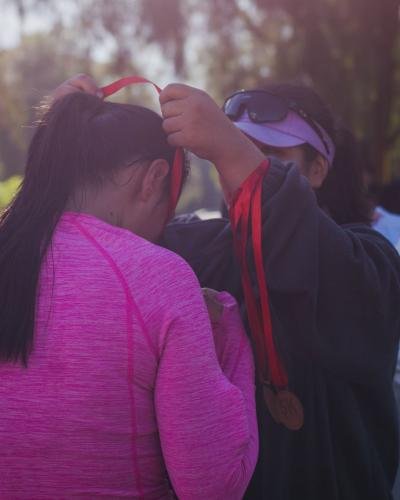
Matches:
[214,128,265,198]
[155,279,258,499]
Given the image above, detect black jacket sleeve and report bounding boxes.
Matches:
[260,160,400,384]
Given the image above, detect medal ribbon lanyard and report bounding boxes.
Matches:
[229,160,304,430]
[229,160,288,388]
[101,76,184,219]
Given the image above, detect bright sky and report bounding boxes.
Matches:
[1,2,106,55]
[0,3,23,48]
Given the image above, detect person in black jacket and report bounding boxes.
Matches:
[53,75,400,500]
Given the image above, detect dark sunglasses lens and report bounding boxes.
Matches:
[247,93,287,123]
[223,94,251,120]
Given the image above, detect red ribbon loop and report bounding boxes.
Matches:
[101,76,162,98]
[101,76,183,218]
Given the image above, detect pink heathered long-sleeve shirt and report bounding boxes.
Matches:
[0,212,258,499]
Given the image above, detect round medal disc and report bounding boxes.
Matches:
[275,390,304,431]
[263,385,281,424]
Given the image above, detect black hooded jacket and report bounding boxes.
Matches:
[162,158,400,500]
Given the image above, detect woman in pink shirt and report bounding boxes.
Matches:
[0,91,258,499]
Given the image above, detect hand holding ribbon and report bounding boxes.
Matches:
[159,83,265,196]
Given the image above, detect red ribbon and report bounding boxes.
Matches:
[101,76,184,219]
[101,75,162,97]
[230,160,288,389]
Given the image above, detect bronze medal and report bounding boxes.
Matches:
[275,390,304,431]
[263,385,281,424]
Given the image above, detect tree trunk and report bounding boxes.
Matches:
[370,0,399,183]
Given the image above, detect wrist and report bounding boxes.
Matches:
[213,132,266,194]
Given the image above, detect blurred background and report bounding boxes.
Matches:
[0,0,399,214]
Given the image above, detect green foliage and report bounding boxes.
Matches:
[0,175,22,209]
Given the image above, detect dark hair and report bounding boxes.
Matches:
[0,92,175,365]
[263,82,372,225]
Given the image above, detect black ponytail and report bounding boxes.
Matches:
[0,92,174,364]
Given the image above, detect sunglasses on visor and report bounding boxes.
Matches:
[222,89,331,155]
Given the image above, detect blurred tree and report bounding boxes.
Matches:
[0,31,95,177]
[254,0,400,182]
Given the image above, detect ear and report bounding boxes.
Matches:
[139,159,170,202]
[308,154,329,188]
